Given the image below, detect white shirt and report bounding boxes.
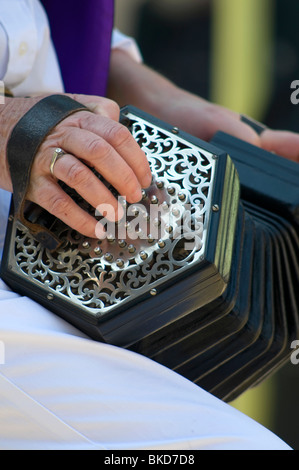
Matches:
[0,0,292,450]
[0,0,142,96]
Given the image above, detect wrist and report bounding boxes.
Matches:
[0,96,40,192]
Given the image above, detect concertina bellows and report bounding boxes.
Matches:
[1,105,299,402]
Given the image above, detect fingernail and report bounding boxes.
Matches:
[130,187,143,203]
[141,172,153,189]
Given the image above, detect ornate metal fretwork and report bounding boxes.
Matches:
[9,111,217,317]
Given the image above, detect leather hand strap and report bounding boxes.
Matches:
[7,94,88,250]
[240,114,267,135]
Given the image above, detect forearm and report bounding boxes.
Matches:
[108,50,206,127]
[107,49,231,141]
[107,49,175,110]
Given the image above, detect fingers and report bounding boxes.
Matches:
[59,114,152,198]
[260,129,299,162]
[63,94,151,189]
[214,109,262,147]
[79,113,152,188]
[29,176,106,239]
[51,153,124,221]
[205,104,299,162]
[223,114,299,162]
[224,118,262,146]
[237,115,299,162]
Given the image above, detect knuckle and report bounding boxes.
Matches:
[101,99,120,119]
[46,194,72,217]
[120,169,138,193]
[75,112,95,130]
[67,163,91,188]
[85,137,105,156]
[106,123,132,149]
[96,141,114,165]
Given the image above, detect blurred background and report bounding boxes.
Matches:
[114,0,299,449]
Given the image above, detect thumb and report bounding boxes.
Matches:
[66,93,121,121]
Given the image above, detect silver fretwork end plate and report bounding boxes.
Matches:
[5,106,239,325]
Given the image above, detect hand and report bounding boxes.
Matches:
[1,94,152,238]
[158,90,299,163]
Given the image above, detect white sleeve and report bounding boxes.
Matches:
[111,28,143,63]
[0,0,63,96]
[0,5,139,96]
[0,0,39,89]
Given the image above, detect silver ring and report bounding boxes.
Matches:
[50,148,66,176]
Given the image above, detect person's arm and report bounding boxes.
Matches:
[108,48,299,162]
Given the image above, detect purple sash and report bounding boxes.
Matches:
[41,0,114,96]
